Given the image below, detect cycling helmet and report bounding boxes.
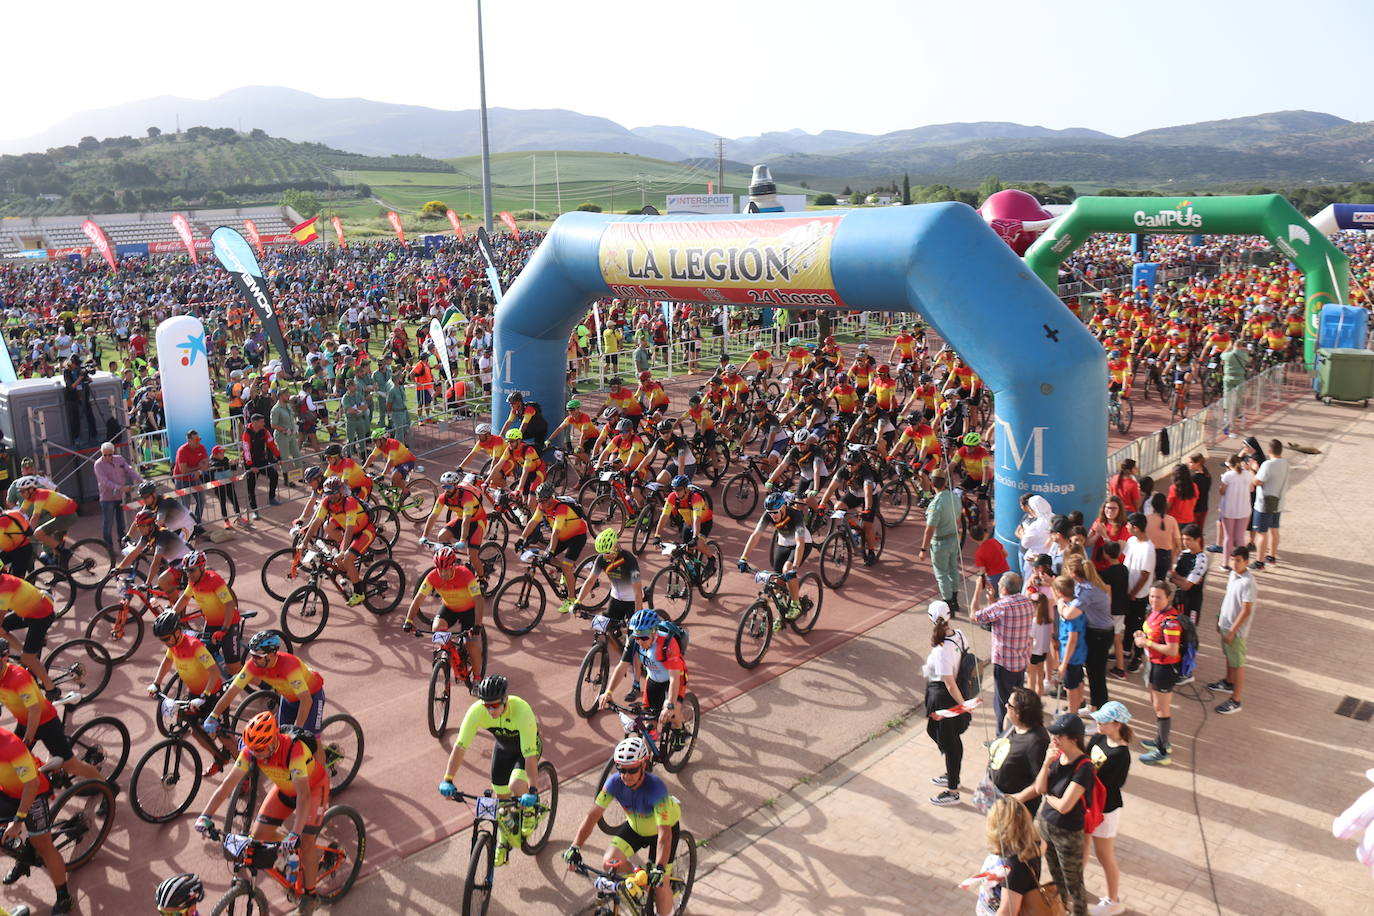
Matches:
[639,370,653,381]
[800,384,817,397]
[243,711,279,752]
[462,473,478,487]
[372,427,389,441]
[657,419,675,433]
[764,492,788,512]
[152,610,182,640]
[155,873,205,910]
[505,391,523,403]
[594,528,619,554]
[670,474,690,489]
[628,608,661,636]
[608,377,623,387]
[304,466,325,484]
[825,335,836,345]
[15,476,39,490]
[182,550,207,571]
[536,482,557,500]
[138,481,158,497]
[474,675,509,703]
[792,429,810,444]
[918,373,933,385]
[475,423,492,436]
[862,394,878,407]
[856,343,870,351]
[616,419,633,433]
[877,363,890,373]
[133,509,158,527]
[324,443,343,458]
[211,445,226,459]
[613,735,650,767]
[247,631,284,655]
[963,432,983,447]
[688,394,701,406]
[433,546,459,570]
[504,428,523,441]
[788,337,801,347]
[844,449,864,464]
[322,475,347,495]
[725,364,737,373]
[440,471,461,488]
[566,399,582,410]
[1109,349,1121,359]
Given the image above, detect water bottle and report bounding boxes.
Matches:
[283,853,299,885]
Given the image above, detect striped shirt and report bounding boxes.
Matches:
[972,593,1036,671]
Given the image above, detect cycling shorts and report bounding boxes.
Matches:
[551,533,587,563]
[393,460,417,478]
[4,612,54,655]
[277,689,326,736]
[347,528,376,556]
[444,517,487,546]
[437,607,477,632]
[490,738,539,793]
[34,513,76,537]
[0,792,52,835]
[611,820,680,867]
[257,781,329,835]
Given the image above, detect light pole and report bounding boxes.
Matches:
[476,0,494,233]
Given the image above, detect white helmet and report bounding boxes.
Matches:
[475,423,492,436]
[792,429,810,444]
[612,735,650,767]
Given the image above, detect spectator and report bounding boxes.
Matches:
[172,430,209,524]
[1015,494,1052,582]
[1210,546,1256,715]
[1134,580,1182,765]
[1169,524,1209,632]
[269,390,300,485]
[1249,439,1289,570]
[92,442,140,551]
[1210,453,1253,555]
[1121,514,1155,671]
[1188,453,1213,531]
[61,357,99,444]
[1144,492,1180,580]
[1062,555,1113,716]
[1220,337,1250,435]
[1097,541,1130,679]
[1137,476,1155,515]
[1086,496,1129,571]
[341,378,371,453]
[1165,463,1197,525]
[975,797,1044,916]
[972,572,1035,731]
[0,442,16,495]
[1107,459,1139,513]
[1025,586,1055,697]
[973,529,1010,594]
[988,686,1051,818]
[239,414,281,520]
[1087,701,1134,916]
[1033,712,1094,916]
[1052,574,1087,716]
[207,444,246,530]
[924,599,971,807]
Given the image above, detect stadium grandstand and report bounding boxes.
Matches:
[0,205,303,258]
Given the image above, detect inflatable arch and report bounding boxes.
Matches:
[491,204,1107,553]
[1309,203,1374,236]
[1024,194,1349,365]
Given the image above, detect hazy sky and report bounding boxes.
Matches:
[5,0,1369,142]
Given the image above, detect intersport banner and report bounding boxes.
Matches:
[81,220,117,271]
[498,211,519,239]
[171,213,199,262]
[244,219,264,257]
[331,216,347,247]
[211,226,294,377]
[446,209,464,240]
[387,211,406,244]
[475,226,504,304]
[429,317,453,387]
[597,214,849,308]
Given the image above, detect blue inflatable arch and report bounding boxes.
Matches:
[492,204,1107,553]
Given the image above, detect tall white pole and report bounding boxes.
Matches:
[476,0,494,232]
[532,153,537,220]
[554,151,562,216]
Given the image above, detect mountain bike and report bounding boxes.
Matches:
[572,607,628,719]
[370,469,438,524]
[27,564,76,620]
[645,540,722,624]
[201,810,365,915]
[278,540,407,642]
[1107,389,1133,435]
[591,699,700,828]
[722,455,794,520]
[262,526,395,601]
[417,535,507,597]
[567,835,697,916]
[446,762,560,916]
[1169,378,1190,423]
[38,536,112,591]
[733,565,824,669]
[489,546,585,636]
[0,768,115,876]
[92,543,238,609]
[956,484,990,546]
[39,640,113,708]
[818,508,886,589]
[411,627,487,738]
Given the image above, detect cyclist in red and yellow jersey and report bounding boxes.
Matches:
[169,550,244,673]
[1285,309,1305,343]
[424,471,489,577]
[828,373,859,420]
[15,480,76,558]
[950,361,982,399]
[743,346,773,379]
[951,431,993,495]
[208,632,326,738]
[323,445,373,503]
[0,509,33,578]
[0,572,58,698]
[1201,326,1232,363]
[605,378,643,421]
[516,484,589,613]
[0,654,102,783]
[719,365,748,406]
[499,429,546,507]
[870,364,899,416]
[848,344,876,395]
[597,420,648,476]
[551,399,600,457]
[458,423,506,472]
[402,546,487,675]
[892,414,943,487]
[197,711,329,914]
[781,338,810,377]
[636,371,669,414]
[654,475,720,571]
[0,725,71,915]
[889,327,917,365]
[301,477,372,606]
[1264,321,1289,359]
[146,611,236,768]
[900,372,940,421]
[1107,349,1132,398]
[680,395,717,454]
[363,430,418,499]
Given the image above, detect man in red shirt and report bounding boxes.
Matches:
[173,429,210,524]
[128,329,147,359]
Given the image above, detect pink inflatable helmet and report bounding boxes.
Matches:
[978,189,1054,256]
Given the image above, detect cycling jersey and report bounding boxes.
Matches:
[181,570,239,628]
[453,695,540,756]
[326,458,371,493]
[315,496,372,532]
[592,551,641,602]
[1107,359,1131,387]
[153,496,195,537]
[505,442,545,482]
[1264,329,1287,350]
[20,488,75,518]
[0,728,46,799]
[529,500,588,542]
[871,376,898,410]
[835,466,877,500]
[231,651,324,701]
[782,446,827,480]
[956,446,992,481]
[432,486,486,526]
[596,771,681,837]
[0,574,53,621]
[0,511,30,553]
[661,491,712,526]
[607,388,640,417]
[895,423,937,457]
[682,406,714,432]
[418,566,482,612]
[830,384,858,413]
[372,438,416,467]
[0,663,57,726]
[164,632,223,696]
[472,433,505,459]
[721,374,747,400]
[892,334,916,360]
[744,350,772,373]
[638,381,669,410]
[236,733,328,795]
[770,506,812,548]
[608,434,647,467]
[621,632,686,685]
[136,528,191,565]
[566,410,598,442]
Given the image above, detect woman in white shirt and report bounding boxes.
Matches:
[924,600,971,807]
[1215,454,1254,556]
[1016,494,1052,582]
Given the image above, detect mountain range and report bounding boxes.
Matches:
[5,86,1371,186]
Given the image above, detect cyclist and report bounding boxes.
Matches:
[949,431,993,520]
[0,568,62,699]
[499,429,545,511]
[146,612,236,772]
[743,343,773,380]
[654,476,719,572]
[516,483,588,614]
[167,550,245,674]
[891,413,943,490]
[322,443,373,504]
[0,725,71,915]
[846,394,893,460]
[402,546,487,676]
[573,530,644,658]
[196,711,329,915]
[205,632,326,738]
[0,509,35,579]
[14,479,76,562]
[562,735,683,916]
[818,448,881,566]
[1107,348,1132,400]
[0,654,104,784]
[736,492,812,619]
[767,429,828,505]
[634,419,694,484]
[548,399,598,458]
[290,466,327,530]
[849,343,875,397]
[362,428,417,500]
[298,476,371,607]
[437,675,544,860]
[153,873,203,916]
[457,423,505,472]
[115,509,191,595]
[598,609,686,735]
[781,337,809,378]
[500,391,549,451]
[890,324,918,365]
[678,395,716,453]
[423,471,488,578]
[827,372,859,427]
[636,370,669,415]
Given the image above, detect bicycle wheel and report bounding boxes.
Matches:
[790,572,825,635]
[155,671,190,737]
[572,556,608,610]
[49,778,116,870]
[370,505,401,549]
[400,476,438,523]
[209,884,270,916]
[819,531,852,590]
[29,565,76,620]
[427,659,451,737]
[320,713,364,794]
[872,515,888,560]
[476,542,506,595]
[65,538,112,590]
[280,585,330,643]
[260,547,299,602]
[878,478,911,527]
[696,550,723,598]
[722,472,758,520]
[201,547,237,587]
[486,516,510,551]
[648,564,693,624]
[44,639,113,705]
[84,603,145,664]
[700,445,730,484]
[593,755,622,835]
[315,803,367,902]
[93,564,146,611]
[69,715,130,782]
[574,642,609,720]
[587,494,625,529]
[629,505,656,555]
[130,738,203,823]
[1117,398,1134,435]
[223,767,259,836]
[361,558,406,615]
[734,600,774,669]
[521,759,559,854]
[492,575,546,636]
[662,692,700,774]
[670,829,698,916]
[462,828,496,916]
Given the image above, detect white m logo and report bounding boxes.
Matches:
[996,419,1047,477]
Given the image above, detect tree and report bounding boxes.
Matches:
[146,126,162,139]
[354,183,372,198]
[814,193,837,206]
[576,202,602,212]
[68,191,90,212]
[78,136,99,152]
[901,173,911,205]
[977,175,1005,204]
[281,188,322,218]
[420,199,448,218]
[249,128,268,140]
[842,185,852,196]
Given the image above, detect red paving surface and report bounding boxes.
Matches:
[9,335,1285,914]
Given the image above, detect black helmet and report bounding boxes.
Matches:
[616,419,633,433]
[536,482,556,500]
[137,481,158,497]
[304,466,324,483]
[324,443,343,458]
[474,675,508,703]
[506,391,523,403]
[688,394,701,405]
[657,419,674,433]
[247,631,285,655]
[155,873,205,909]
[152,610,182,639]
[862,393,878,407]
[918,373,933,385]
[800,384,817,397]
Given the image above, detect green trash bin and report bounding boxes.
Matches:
[1315,348,1374,406]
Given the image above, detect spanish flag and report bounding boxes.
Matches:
[289,217,320,246]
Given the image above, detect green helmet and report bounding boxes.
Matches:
[594,529,619,555]
[788,337,801,347]
[566,399,582,410]
[371,427,388,441]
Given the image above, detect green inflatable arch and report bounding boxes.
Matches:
[1024,194,1349,364]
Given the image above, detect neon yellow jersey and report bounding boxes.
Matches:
[454,695,541,757]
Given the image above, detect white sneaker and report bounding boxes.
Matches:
[1091,897,1126,916]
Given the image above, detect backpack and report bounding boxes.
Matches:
[1175,613,1200,678]
[955,638,981,704]
[656,620,689,659]
[1074,757,1109,835]
[280,724,320,757]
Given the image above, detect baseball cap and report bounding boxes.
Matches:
[927,600,951,624]
[930,468,947,482]
[1047,712,1085,739]
[1090,701,1132,725]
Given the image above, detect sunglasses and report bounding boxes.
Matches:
[483,701,505,711]
[249,651,276,661]
[633,634,654,643]
[616,764,644,775]
[158,909,195,916]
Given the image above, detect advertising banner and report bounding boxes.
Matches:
[498,211,520,239]
[331,215,347,247]
[0,329,18,383]
[81,220,117,271]
[171,213,199,262]
[475,226,504,304]
[666,194,735,215]
[244,219,264,257]
[429,317,453,387]
[446,209,464,240]
[598,214,848,308]
[156,315,216,460]
[387,211,406,244]
[211,226,294,377]
[115,243,149,257]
